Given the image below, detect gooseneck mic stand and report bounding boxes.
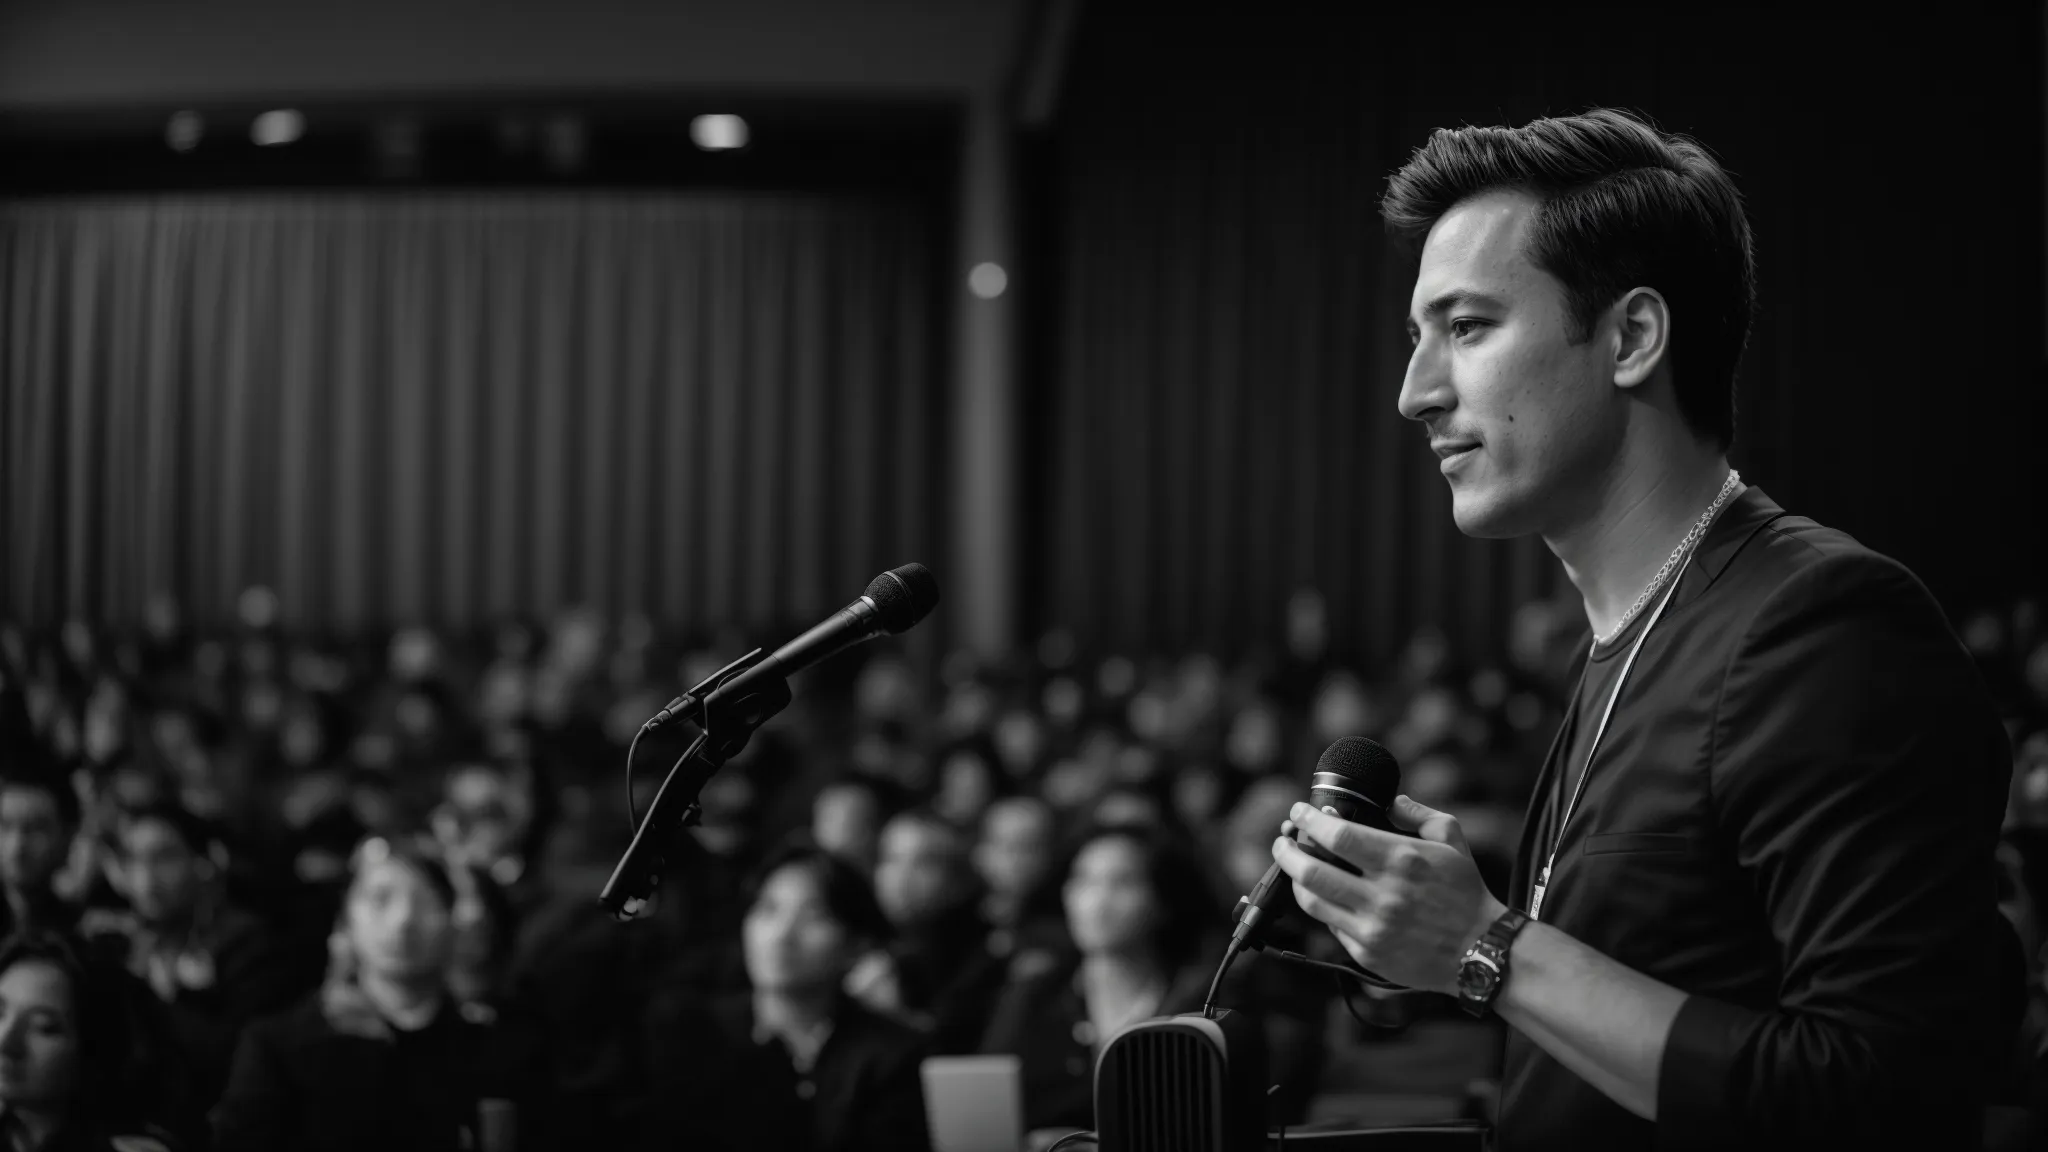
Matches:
[597,648,791,920]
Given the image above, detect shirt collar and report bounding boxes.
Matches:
[1678,483,1787,598]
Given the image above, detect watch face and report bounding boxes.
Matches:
[1458,957,1499,1000]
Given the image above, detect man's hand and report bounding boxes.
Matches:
[1272,795,1506,996]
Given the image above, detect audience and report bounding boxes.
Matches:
[639,842,932,1152]
[0,587,2040,1149]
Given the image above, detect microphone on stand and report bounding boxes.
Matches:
[598,564,940,919]
[645,563,940,731]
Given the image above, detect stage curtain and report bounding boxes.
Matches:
[0,192,943,633]
[1030,3,2046,667]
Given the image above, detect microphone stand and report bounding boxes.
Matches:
[598,649,792,920]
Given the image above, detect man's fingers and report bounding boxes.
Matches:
[1273,835,1373,913]
[1391,795,1470,854]
[1291,803,1400,871]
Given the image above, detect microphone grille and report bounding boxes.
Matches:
[1316,736,1401,804]
[866,563,940,633]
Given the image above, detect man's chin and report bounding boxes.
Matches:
[1449,491,1528,540]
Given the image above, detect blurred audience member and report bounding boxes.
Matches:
[973,796,1062,957]
[79,801,294,1113]
[0,768,82,939]
[0,931,181,1152]
[212,836,552,1152]
[979,821,1218,1143]
[811,778,887,876]
[639,843,931,1152]
[930,739,999,830]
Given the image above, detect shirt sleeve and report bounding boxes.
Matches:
[1654,550,2018,1147]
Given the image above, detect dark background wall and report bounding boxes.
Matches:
[1027,3,2048,666]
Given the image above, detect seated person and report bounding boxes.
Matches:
[973,796,1065,960]
[211,835,553,1152]
[0,766,83,939]
[850,809,992,1047]
[0,930,182,1151]
[638,842,931,1152]
[78,801,295,1116]
[978,820,1220,1143]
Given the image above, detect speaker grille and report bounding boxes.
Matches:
[1097,1023,1224,1152]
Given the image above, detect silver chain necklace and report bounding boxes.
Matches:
[1592,469,1743,648]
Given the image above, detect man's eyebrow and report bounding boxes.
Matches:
[1405,289,1504,330]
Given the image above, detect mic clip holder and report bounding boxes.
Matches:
[598,647,790,921]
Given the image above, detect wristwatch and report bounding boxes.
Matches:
[1456,908,1530,1017]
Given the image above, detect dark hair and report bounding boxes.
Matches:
[883,805,972,850]
[114,800,217,859]
[345,834,458,913]
[745,840,894,948]
[1381,107,1756,451]
[0,931,134,1123]
[1058,820,1219,974]
[0,763,80,830]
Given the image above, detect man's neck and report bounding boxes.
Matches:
[1545,435,1735,643]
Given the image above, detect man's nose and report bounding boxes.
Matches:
[1396,343,1452,424]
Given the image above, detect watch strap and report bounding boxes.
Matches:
[1457,907,1531,1016]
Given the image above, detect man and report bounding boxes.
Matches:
[81,802,296,1108]
[852,808,993,1052]
[0,766,82,937]
[1270,108,2021,1149]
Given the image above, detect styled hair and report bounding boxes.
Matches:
[1381,107,1757,451]
[1058,819,1219,974]
[746,840,894,948]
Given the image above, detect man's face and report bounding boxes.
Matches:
[0,789,66,895]
[873,817,964,928]
[1398,190,1623,539]
[118,816,204,926]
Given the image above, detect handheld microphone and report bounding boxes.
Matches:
[1228,736,1402,954]
[646,563,940,730]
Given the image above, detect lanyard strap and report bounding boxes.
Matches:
[1528,554,1691,922]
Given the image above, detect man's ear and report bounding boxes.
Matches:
[1611,287,1671,391]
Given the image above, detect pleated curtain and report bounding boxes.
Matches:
[0,192,943,634]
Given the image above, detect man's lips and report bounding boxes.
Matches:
[1431,440,1480,460]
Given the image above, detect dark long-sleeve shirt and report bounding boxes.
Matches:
[212,993,555,1152]
[638,990,933,1152]
[1501,486,2024,1149]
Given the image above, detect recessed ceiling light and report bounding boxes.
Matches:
[252,109,305,146]
[690,114,749,151]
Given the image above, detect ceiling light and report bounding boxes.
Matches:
[690,114,749,151]
[251,109,305,146]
